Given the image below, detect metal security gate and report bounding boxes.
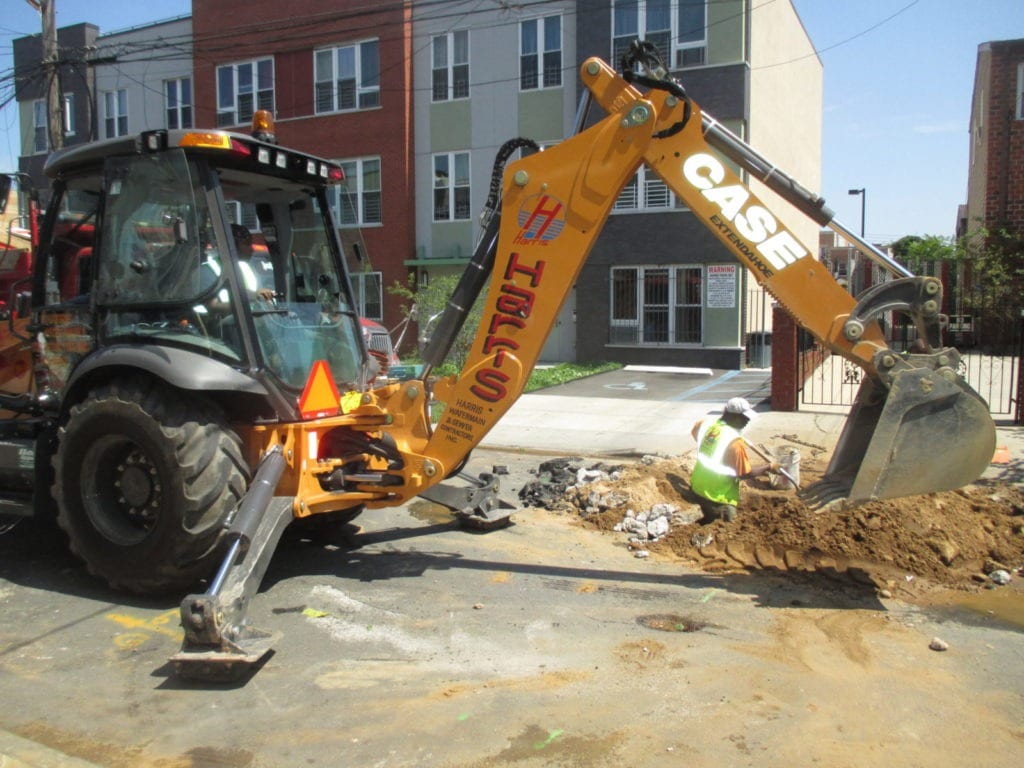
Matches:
[799,302,1023,419]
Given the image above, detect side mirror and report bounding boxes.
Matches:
[0,175,11,216]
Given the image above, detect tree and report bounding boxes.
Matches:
[389,271,486,372]
[890,234,957,275]
[959,224,1024,349]
[887,224,1024,352]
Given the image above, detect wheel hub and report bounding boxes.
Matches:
[115,451,161,520]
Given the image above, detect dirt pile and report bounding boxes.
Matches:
[532,455,1024,594]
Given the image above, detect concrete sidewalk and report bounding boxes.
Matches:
[482,391,846,457]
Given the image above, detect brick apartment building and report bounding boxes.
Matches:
[963,37,1024,243]
[190,0,415,329]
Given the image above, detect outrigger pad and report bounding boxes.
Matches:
[169,643,272,684]
[455,500,515,531]
[172,592,280,682]
[419,470,517,531]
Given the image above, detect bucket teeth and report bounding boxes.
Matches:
[799,476,854,511]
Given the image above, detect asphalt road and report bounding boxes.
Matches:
[2,446,1023,768]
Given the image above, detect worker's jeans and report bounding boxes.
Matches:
[699,500,737,524]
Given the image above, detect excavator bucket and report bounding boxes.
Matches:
[802,366,997,508]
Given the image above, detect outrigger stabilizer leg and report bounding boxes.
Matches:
[171,446,294,681]
[417,470,516,531]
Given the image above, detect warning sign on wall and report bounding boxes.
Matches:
[706,264,736,309]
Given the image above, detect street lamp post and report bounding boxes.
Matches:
[848,188,866,238]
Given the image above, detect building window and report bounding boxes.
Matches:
[1016,62,1024,120]
[332,157,382,226]
[165,78,192,129]
[33,99,47,152]
[103,89,128,138]
[217,58,274,127]
[433,152,470,221]
[351,271,383,320]
[432,30,469,102]
[614,166,684,211]
[612,0,707,70]
[610,265,703,345]
[34,95,77,151]
[315,40,380,113]
[676,0,707,68]
[520,15,562,90]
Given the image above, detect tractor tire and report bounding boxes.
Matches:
[53,378,248,595]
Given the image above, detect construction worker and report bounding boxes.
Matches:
[231,224,277,302]
[690,397,779,523]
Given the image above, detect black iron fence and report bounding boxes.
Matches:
[799,284,1023,419]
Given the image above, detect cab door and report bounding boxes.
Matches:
[32,173,102,396]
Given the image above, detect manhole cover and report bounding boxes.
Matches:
[636,614,706,632]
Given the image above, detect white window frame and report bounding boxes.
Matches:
[63,93,75,138]
[612,0,707,70]
[165,77,193,129]
[217,58,275,127]
[609,265,704,345]
[314,39,380,114]
[432,30,469,102]
[520,15,562,91]
[433,151,471,222]
[351,271,383,320]
[332,156,382,227]
[103,89,128,138]
[1016,62,1024,120]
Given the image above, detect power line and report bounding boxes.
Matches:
[1,0,926,156]
[754,0,922,69]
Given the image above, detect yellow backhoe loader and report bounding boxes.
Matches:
[0,42,995,681]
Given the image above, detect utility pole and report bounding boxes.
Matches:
[39,0,64,152]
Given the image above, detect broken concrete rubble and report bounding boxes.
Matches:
[517,457,626,511]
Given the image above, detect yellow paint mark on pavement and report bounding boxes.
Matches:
[105,610,181,641]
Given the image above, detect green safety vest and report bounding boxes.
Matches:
[691,419,741,506]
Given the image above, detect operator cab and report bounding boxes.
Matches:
[33,114,370,413]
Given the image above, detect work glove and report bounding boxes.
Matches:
[769,461,781,473]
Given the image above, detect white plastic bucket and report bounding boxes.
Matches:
[771,447,800,490]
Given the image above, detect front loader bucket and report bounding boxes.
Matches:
[803,367,996,508]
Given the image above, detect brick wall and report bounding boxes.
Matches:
[769,304,827,412]
[982,40,1024,236]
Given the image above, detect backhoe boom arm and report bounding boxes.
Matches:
[416,44,994,508]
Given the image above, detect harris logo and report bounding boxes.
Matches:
[514,193,565,245]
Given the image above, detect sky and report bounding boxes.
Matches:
[1,0,1022,243]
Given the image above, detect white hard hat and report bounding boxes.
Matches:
[724,397,758,420]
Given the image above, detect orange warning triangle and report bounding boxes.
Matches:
[298,360,341,419]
